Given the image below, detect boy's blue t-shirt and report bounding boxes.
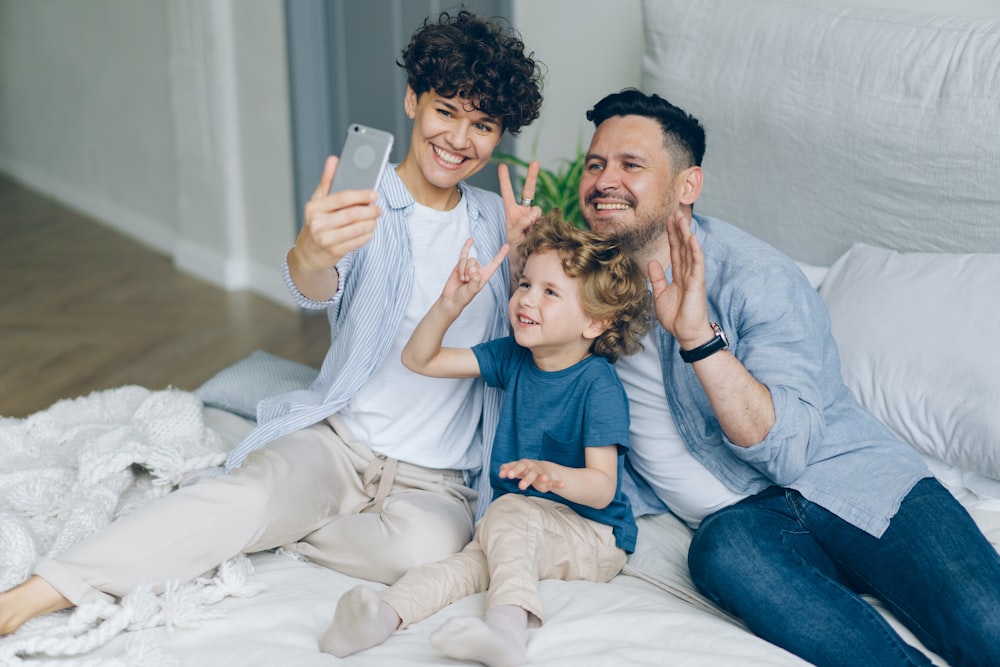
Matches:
[472,336,637,552]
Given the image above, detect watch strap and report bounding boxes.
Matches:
[679,322,728,363]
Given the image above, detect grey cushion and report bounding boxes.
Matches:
[194,351,319,420]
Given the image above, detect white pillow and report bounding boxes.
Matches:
[819,243,1000,480]
[795,261,829,290]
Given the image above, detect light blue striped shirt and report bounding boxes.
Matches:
[224,166,509,518]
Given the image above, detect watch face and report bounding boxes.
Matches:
[712,322,729,347]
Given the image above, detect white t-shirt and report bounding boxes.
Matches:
[616,332,748,527]
[337,199,496,470]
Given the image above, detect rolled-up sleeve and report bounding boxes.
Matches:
[281,247,350,311]
[717,264,833,485]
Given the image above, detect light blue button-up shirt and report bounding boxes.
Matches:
[626,213,930,537]
[224,166,509,518]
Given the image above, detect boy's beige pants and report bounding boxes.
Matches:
[35,417,477,605]
[383,493,627,627]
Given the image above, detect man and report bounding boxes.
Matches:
[578,88,1000,667]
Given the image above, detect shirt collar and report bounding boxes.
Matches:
[379,164,484,223]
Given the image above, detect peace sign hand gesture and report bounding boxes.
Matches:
[498,161,542,248]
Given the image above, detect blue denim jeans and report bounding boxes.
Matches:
[688,478,1000,667]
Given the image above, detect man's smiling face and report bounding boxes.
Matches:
[579,114,681,255]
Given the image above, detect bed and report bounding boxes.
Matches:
[2,0,998,665]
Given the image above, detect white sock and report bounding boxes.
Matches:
[319,585,400,657]
[430,604,528,667]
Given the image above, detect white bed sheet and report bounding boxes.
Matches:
[8,405,996,666]
[0,403,810,667]
[21,501,996,667]
[47,548,812,667]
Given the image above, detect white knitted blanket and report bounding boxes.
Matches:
[0,386,262,665]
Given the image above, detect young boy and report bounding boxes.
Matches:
[320,212,652,667]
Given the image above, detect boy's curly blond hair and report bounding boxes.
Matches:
[518,211,652,362]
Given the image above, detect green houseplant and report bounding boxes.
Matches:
[493,145,587,228]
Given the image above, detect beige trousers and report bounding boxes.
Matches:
[382,493,627,628]
[35,418,477,605]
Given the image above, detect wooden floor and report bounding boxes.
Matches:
[0,174,330,418]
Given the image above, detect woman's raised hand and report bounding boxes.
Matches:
[294,155,382,272]
[498,161,541,247]
[287,156,383,301]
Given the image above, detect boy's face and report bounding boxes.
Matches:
[404,86,503,192]
[509,250,606,365]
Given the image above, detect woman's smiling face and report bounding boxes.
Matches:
[401,86,503,199]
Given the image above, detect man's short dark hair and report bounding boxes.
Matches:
[586,88,705,169]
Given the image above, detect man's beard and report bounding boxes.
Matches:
[584,190,672,256]
[614,214,668,256]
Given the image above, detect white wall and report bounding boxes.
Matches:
[1,0,991,307]
[510,0,645,169]
[0,0,297,307]
[0,1,178,250]
[0,0,640,311]
[165,0,297,306]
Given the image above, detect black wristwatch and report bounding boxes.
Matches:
[679,322,729,363]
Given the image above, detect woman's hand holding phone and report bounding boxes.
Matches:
[288,156,381,301]
[288,125,394,302]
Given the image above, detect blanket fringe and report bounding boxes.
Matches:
[0,556,261,664]
[0,387,253,665]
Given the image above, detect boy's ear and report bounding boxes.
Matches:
[583,318,610,340]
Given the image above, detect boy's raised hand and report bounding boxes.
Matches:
[440,238,509,311]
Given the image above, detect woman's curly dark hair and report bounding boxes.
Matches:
[518,211,653,363]
[398,10,543,136]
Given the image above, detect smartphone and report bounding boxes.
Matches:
[329,123,394,194]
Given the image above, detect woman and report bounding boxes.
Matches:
[0,9,543,635]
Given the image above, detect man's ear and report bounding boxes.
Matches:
[583,318,611,341]
[404,86,417,119]
[678,166,703,206]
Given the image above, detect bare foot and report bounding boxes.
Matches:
[0,576,73,635]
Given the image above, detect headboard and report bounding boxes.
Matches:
[641,0,1000,266]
